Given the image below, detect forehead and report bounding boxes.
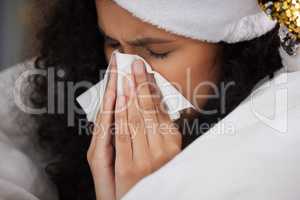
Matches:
[95,0,179,40]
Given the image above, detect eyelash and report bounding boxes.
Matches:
[106,43,170,59]
[148,50,170,59]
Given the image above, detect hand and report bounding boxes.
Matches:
[114,60,182,199]
[87,54,117,200]
[87,57,182,200]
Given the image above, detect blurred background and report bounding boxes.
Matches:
[0,0,39,71]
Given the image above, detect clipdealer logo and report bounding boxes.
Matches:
[250,72,288,133]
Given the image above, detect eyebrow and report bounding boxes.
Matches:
[98,27,175,46]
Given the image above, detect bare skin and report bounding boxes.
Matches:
[87,1,223,199]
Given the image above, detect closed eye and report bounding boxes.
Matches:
[148,49,171,59]
[103,34,172,59]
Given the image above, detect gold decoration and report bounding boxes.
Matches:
[259,0,300,39]
[259,0,300,55]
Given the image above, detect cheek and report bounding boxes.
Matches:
[104,46,117,64]
[154,51,220,108]
[104,47,110,62]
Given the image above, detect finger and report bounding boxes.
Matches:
[115,95,133,163]
[147,74,168,117]
[87,54,117,200]
[132,61,164,157]
[148,75,182,146]
[132,60,156,113]
[124,74,149,161]
[89,54,117,157]
[147,73,171,127]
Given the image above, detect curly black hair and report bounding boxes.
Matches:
[30,0,283,199]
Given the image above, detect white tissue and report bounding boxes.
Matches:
[76,50,195,123]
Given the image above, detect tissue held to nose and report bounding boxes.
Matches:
[76,50,195,122]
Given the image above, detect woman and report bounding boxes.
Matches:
[0,0,299,199]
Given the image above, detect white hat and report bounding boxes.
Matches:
[112,0,276,43]
[112,0,300,72]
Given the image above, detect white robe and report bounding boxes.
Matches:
[122,68,300,200]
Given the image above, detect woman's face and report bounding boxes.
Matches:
[95,0,222,112]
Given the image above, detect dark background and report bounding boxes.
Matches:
[0,0,38,71]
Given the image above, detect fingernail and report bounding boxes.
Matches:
[116,95,126,109]
[123,76,132,90]
[133,59,144,75]
[127,76,134,89]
